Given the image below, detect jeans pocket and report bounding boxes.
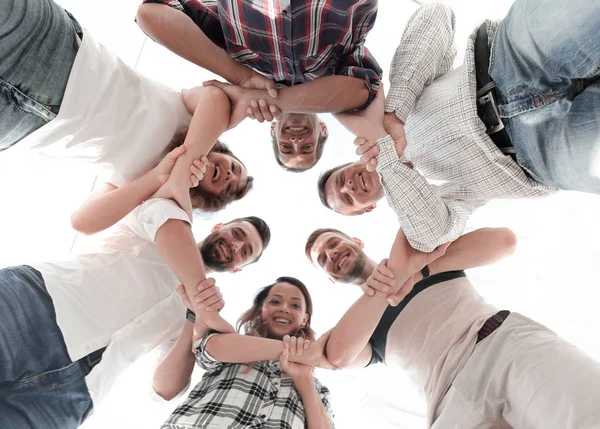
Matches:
[31,361,85,392]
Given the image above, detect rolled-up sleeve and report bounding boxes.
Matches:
[336,44,382,110]
[193,332,224,374]
[124,198,191,243]
[140,0,226,49]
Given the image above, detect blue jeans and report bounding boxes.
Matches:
[0,0,82,151]
[0,266,92,429]
[490,0,600,194]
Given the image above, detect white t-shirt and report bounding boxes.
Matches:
[17,30,191,187]
[27,199,190,404]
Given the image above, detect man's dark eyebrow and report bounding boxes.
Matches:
[238,227,247,238]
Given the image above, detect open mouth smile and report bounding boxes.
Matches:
[358,172,368,193]
[213,164,221,182]
[217,240,230,262]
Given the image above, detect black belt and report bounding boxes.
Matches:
[474,25,515,162]
[477,310,510,344]
[78,346,107,376]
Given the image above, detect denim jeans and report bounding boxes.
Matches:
[0,0,82,151]
[490,0,600,194]
[0,266,92,429]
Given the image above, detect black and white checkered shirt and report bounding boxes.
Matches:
[162,333,335,429]
[377,4,554,252]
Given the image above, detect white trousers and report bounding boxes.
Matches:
[432,313,600,429]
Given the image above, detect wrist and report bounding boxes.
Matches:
[293,375,315,391]
[227,62,252,85]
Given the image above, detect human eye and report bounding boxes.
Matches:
[271,299,280,305]
[303,144,313,153]
[231,161,236,174]
[292,303,301,309]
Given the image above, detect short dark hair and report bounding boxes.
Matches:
[168,128,254,212]
[305,228,350,261]
[317,163,351,210]
[227,216,271,261]
[271,133,329,173]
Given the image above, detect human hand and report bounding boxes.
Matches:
[383,112,407,158]
[354,137,379,172]
[286,331,337,370]
[152,177,194,220]
[280,340,314,383]
[176,278,224,313]
[203,79,281,127]
[333,84,387,141]
[360,259,396,297]
[386,230,450,299]
[236,69,278,98]
[154,147,208,188]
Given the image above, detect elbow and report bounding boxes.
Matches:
[136,3,161,34]
[325,339,353,369]
[151,380,180,402]
[499,228,518,256]
[70,213,94,236]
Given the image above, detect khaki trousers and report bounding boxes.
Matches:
[432,313,600,429]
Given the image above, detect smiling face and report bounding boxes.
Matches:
[199,152,249,197]
[309,231,367,283]
[260,282,309,340]
[324,161,383,215]
[199,221,264,272]
[271,113,327,171]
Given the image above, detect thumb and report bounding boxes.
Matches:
[265,80,278,98]
[427,242,451,264]
[203,80,227,89]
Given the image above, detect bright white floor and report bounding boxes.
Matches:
[0,1,599,428]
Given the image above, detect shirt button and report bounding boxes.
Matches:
[260,414,267,419]
[281,10,288,17]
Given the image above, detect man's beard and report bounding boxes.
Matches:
[200,236,230,272]
[334,251,367,284]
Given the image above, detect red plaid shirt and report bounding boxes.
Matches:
[142,0,382,105]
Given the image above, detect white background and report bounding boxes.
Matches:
[0,0,599,428]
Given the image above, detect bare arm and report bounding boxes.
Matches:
[154,86,230,217]
[136,3,250,84]
[154,219,232,334]
[295,379,333,429]
[152,321,201,400]
[429,227,517,275]
[327,229,448,367]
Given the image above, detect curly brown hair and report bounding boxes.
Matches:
[236,277,316,342]
[168,128,254,212]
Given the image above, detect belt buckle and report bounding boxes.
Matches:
[477,92,505,135]
[85,349,104,368]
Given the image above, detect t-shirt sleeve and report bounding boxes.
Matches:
[140,0,226,49]
[124,198,191,243]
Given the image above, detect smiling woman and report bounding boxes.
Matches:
[167,130,254,212]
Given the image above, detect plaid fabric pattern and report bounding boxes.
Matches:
[142,0,382,102]
[162,333,335,429]
[376,4,555,252]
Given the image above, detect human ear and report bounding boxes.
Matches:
[231,267,242,273]
[320,122,328,137]
[211,223,223,233]
[270,121,276,136]
[364,204,377,213]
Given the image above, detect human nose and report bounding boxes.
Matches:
[325,247,337,261]
[341,178,354,194]
[224,169,233,181]
[230,239,242,253]
[289,136,303,143]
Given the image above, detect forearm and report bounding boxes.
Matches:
[295,379,333,429]
[168,87,230,193]
[205,334,285,363]
[429,228,518,274]
[152,321,200,400]
[326,294,389,368]
[376,137,478,252]
[255,76,369,113]
[154,219,206,313]
[385,4,456,121]
[136,3,248,84]
[71,173,159,235]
